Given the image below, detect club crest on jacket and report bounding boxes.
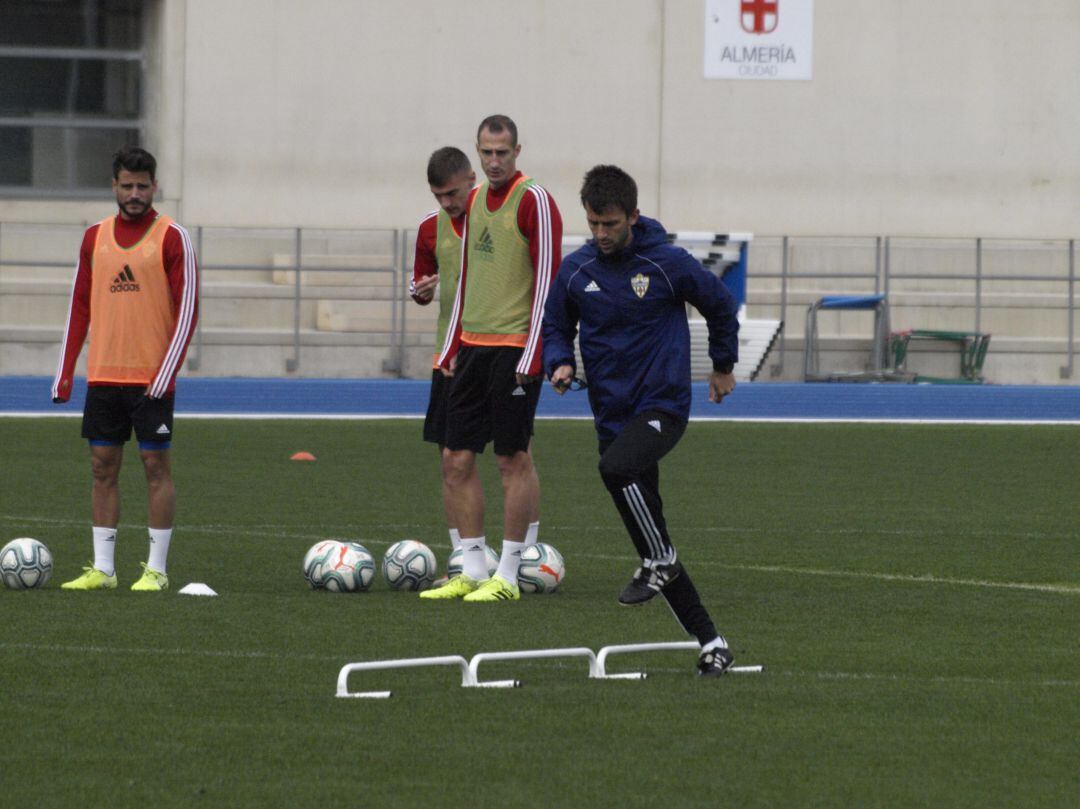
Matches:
[631,273,649,299]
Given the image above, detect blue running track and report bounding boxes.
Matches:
[3,376,1080,423]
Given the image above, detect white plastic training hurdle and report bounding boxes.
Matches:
[336,642,763,698]
[336,655,475,699]
[468,645,649,687]
[597,640,764,678]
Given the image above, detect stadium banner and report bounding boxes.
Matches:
[704,0,814,81]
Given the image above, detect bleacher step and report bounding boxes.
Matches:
[317,300,436,334]
[689,318,783,382]
[271,254,397,287]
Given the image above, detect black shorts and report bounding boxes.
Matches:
[445,345,541,456]
[423,368,453,445]
[81,385,175,449]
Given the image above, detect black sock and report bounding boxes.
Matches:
[661,568,719,645]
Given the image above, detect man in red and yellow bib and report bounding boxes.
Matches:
[422,115,562,603]
[410,146,483,566]
[52,147,199,592]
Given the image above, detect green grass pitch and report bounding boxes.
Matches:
[1,417,1078,807]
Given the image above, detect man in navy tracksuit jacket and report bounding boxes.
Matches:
[542,165,740,677]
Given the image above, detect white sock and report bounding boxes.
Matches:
[496,539,526,584]
[460,537,490,581]
[448,528,462,551]
[92,526,116,576]
[702,635,729,651]
[147,527,172,574]
[524,521,540,546]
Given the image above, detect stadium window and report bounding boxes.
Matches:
[0,0,146,196]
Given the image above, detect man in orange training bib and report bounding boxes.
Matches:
[52,146,199,593]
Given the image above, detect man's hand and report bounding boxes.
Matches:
[515,372,539,386]
[440,353,457,378]
[549,364,574,394]
[412,274,438,303]
[709,370,735,403]
[53,379,71,404]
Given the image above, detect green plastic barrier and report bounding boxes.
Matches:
[889,329,991,384]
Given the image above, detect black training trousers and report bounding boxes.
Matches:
[597,410,719,645]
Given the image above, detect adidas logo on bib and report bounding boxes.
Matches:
[476,227,495,255]
[109,264,140,293]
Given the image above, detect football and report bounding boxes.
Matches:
[320,541,375,593]
[1,537,53,590]
[517,542,565,593]
[302,540,342,589]
[446,545,499,579]
[382,539,437,591]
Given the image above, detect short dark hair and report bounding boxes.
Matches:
[580,165,638,216]
[427,146,472,187]
[112,146,156,181]
[477,114,518,146]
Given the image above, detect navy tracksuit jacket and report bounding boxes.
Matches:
[542,215,740,443]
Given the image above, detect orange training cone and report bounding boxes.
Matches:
[290,451,316,461]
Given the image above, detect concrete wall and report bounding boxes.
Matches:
[174,0,664,231]
[661,0,1080,237]
[1,0,1077,239]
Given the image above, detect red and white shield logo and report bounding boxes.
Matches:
[741,0,779,34]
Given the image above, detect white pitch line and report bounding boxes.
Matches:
[791,669,1080,688]
[7,512,1078,543]
[2,411,1078,425]
[0,411,451,421]
[639,665,1080,689]
[0,641,344,662]
[708,561,1080,596]
[0,514,397,547]
[550,550,1080,596]
[4,514,1076,596]
[4,642,1077,689]
[688,416,1080,426]
[561,522,1080,542]
[564,550,1080,596]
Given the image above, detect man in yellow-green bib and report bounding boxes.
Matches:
[422,115,562,604]
[410,146,483,571]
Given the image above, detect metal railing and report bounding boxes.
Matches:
[754,236,1077,379]
[0,223,1075,379]
[157,225,408,375]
